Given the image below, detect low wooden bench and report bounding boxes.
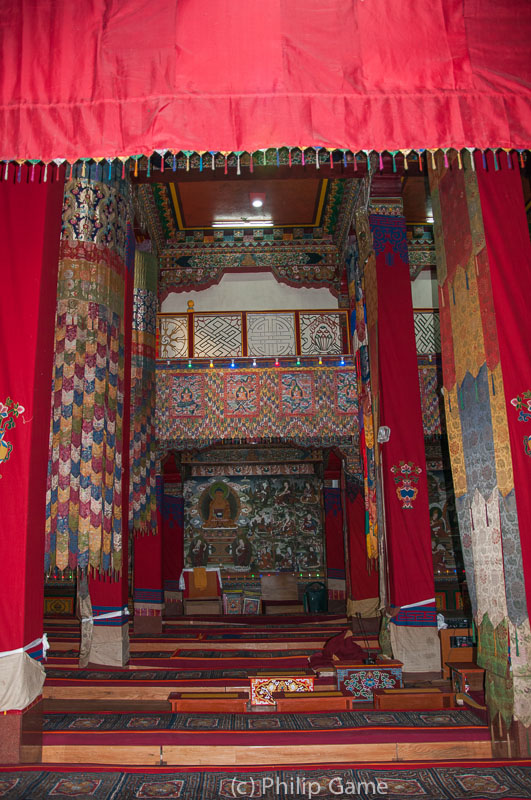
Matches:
[373,687,457,710]
[447,661,485,693]
[168,691,248,713]
[273,689,351,712]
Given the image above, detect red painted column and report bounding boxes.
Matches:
[0,165,64,759]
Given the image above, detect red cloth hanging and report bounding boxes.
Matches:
[0,166,64,654]
[1,0,530,160]
[369,214,434,609]
[345,483,379,601]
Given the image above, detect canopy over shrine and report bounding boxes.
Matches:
[1,0,530,166]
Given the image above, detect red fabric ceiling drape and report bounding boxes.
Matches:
[1,0,530,161]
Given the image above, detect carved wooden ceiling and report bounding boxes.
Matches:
[133,163,435,298]
[136,170,361,299]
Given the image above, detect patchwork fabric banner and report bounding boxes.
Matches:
[130,250,158,535]
[346,222,378,565]
[158,366,359,453]
[45,176,131,575]
[418,355,443,436]
[429,152,531,730]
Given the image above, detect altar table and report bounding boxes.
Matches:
[249,670,315,706]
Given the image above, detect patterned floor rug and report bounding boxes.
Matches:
[172,649,315,658]
[0,762,530,799]
[44,668,248,680]
[43,709,486,732]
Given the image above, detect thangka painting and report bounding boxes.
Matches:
[279,372,315,415]
[335,371,358,415]
[171,374,204,417]
[427,469,461,576]
[224,373,260,417]
[183,475,324,574]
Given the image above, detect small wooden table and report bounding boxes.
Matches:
[335,660,403,703]
[373,688,457,710]
[447,661,485,693]
[249,669,315,706]
[168,691,248,713]
[273,690,351,712]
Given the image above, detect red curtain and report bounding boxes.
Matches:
[345,483,379,601]
[1,0,530,160]
[476,152,531,621]
[0,167,64,655]
[324,488,345,596]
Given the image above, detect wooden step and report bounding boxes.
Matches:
[273,690,351,712]
[42,738,492,766]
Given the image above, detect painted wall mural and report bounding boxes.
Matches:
[183,475,324,575]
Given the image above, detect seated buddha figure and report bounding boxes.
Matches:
[204,488,235,528]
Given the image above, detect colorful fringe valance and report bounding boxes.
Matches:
[2,148,528,185]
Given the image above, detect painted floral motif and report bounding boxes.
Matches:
[49,778,102,795]
[342,668,400,700]
[136,780,184,798]
[510,390,531,422]
[511,390,531,457]
[0,398,25,478]
[390,461,422,509]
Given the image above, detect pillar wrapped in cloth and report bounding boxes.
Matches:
[0,165,64,759]
[45,172,133,666]
[429,151,531,756]
[366,199,439,673]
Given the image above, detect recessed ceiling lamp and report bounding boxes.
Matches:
[250,192,265,208]
[212,219,273,228]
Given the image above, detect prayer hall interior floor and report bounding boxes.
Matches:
[6,614,529,799]
[25,614,493,769]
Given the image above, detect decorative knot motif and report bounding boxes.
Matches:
[510,390,531,457]
[0,397,25,478]
[390,460,422,509]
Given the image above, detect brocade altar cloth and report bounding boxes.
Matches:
[335,660,403,702]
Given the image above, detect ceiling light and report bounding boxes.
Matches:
[250,192,266,209]
[212,220,273,228]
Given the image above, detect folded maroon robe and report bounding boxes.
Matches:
[308,630,367,669]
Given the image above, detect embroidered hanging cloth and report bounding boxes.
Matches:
[1,0,530,162]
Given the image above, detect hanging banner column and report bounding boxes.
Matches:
[429,151,531,755]
[0,166,64,756]
[44,172,133,666]
[368,200,438,672]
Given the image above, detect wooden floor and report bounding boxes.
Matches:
[42,740,493,766]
